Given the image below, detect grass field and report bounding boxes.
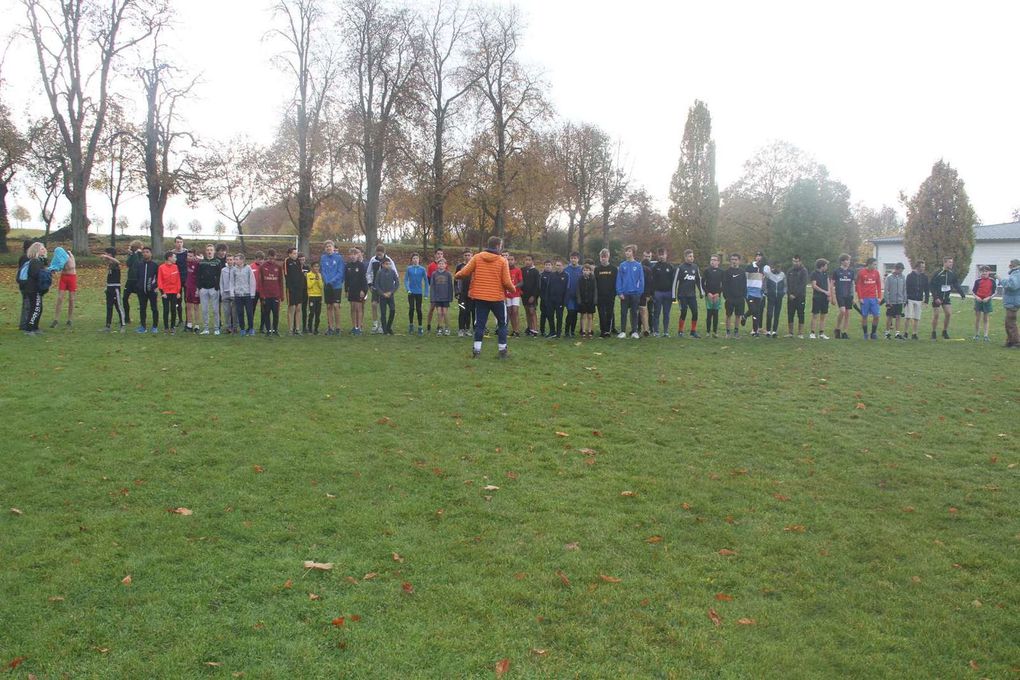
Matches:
[1,267,1018,678]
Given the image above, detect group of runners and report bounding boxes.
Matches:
[13,236,1020,352]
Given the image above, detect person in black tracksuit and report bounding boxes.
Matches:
[673,250,702,337]
[543,261,569,337]
[905,262,930,340]
[785,256,809,336]
[520,255,541,336]
[133,248,160,331]
[701,254,724,337]
[21,244,49,334]
[455,251,474,335]
[639,253,654,335]
[99,247,125,330]
[723,253,747,337]
[649,249,675,336]
[594,250,617,337]
[929,257,965,339]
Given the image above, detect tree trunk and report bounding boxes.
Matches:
[235,221,247,253]
[602,207,610,246]
[69,195,90,253]
[431,110,445,249]
[364,151,383,255]
[0,182,9,254]
[110,205,118,248]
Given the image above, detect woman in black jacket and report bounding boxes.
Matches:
[21,242,49,335]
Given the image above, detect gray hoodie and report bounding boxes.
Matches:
[884,272,907,305]
[373,266,400,295]
[230,265,257,298]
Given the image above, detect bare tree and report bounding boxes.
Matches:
[341,0,419,255]
[25,117,66,242]
[597,139,630,249]
[137,22,200,257]
[412,0,478,250]
[204,137,265,252]
[464,4,545,239]
[555,122,604,254]
[0,97,28,252]
[23,0,166,253]
[267,0,338,254]
[92,101,141,247]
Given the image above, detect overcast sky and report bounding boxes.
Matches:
[2,0,1018,233]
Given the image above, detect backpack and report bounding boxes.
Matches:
[17,261,30,282]
[37,268,53,292]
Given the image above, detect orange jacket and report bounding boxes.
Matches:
[158,262,182,295]
[454,250,515,302]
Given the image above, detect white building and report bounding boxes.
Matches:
[871,221,1020,292]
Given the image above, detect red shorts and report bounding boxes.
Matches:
[59,274,78,292]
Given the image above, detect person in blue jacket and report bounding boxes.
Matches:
[319,240,346,336]
[404,253,429,335]
[545,258,569,337]
[616,244,645,339]
[563,251,583,338]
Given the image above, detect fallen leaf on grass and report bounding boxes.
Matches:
[578,448,596,455]
[646,535,663,544]
[555,431,569,437]
[564,542,580,551]
[772,494,790,502]
[969,660,979,671]
[715,593,734,602]
[948,507,959,515]
[584,457,596,465]
[505,471,518,480]
[555,570,571,587]
[902,506,915,513]
[325,493,337,499]
[204,661,222,666]
[168,507,193,516]
[48,596,64,602]
[401,582,415,594]
[708,608,722,626]
[362,572,378,580]
[331,617,345,627]
[599,575,622,583]
[495,658,510,676]
[345,576,358,585]
[303,561,333,571]
[680,502,692,510]
[531,648,547,657]
[784,525,807,533]
[718,549,737,556]
[483,485,500,491]
[308,593,320,601]
[121,575,132,586]
[591,430,602,437]
[392,552,404,563]
[855,402,867,410]
[283,579,293,589]
[620,490,636,497]
[376,417,392,425]
[10,507,23,516]
[253,465,265,473]
[7,657,27,670]
[736,618,757,625]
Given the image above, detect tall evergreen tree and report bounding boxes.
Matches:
[903,160,977,278]
[770,177,853,267]
[667,100,718,263]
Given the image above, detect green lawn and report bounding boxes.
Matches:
[1,269,1018,678]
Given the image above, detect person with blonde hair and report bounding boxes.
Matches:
[19,242,50,335]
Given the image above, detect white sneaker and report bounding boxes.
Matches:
[809,332,816,339]
[631,332,640,339]
[785,333,794,338]
[819,333,830,340]
[214,329,221,336]
[617,332,627,339]
[200,329,210,336]
[797,334,804,339]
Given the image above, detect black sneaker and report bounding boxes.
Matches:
[911,334,918,340]
[942,330,950,340]
[471,349,481,359]
[498,348,509,360]
[931,331,937,340]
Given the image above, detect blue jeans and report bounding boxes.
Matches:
[234,295,253,331]
[652,291,672,333]
[474,299,508,345]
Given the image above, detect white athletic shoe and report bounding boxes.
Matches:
[200,329,210,336]
[617,332,627,339]
[809,332,816,339]
[819,333,830,340]
[630,332,640,339]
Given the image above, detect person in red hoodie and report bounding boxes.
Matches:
[158,251,182,334]
[505,252,524,337]
[856,257,883,340]
[425,248,444,332]
[454,236,517,359]
[258,249,283,335]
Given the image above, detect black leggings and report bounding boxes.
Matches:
[706,307,719,334]
[25,292,44,331]
[262,298,279,331]
[139,290,158,327]
[408,293,423,326]
[122,282,136,323]
[308,298,322,332]
[746,297,763,332]
[597,300,615,336]
[162,293,179,329]
[106,286,124,327]
[678,296,699,321]
[458,296,473,331]
[379,295,395,333]
[765,294,783,333]
[787,296,805,325]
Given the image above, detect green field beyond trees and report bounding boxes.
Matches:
[1,273,1018,678]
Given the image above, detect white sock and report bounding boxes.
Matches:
[498,343,507,351]
[473,341,482,352]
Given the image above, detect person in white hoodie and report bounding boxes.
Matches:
[219,255,237,334]
[231,253,258,336]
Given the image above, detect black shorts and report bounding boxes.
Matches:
[433,301,450,309]
[324,285,341,304]
[640,294,653,306]
[724,298,745,317]
[288,289,306,305]
[837,295,854,310]
[347,290,364,303]
[578,303,596,314]
[813,294,830,315]
[886,303,904,318]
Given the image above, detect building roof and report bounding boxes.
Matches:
[871,221,1020,245]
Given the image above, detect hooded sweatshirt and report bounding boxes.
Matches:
[404,264,429,296]
[232,265,257,298]
[319,251,346,290]
[564,263,583,311]
[884,271,907,305]
[372,266,400,296]
[158,262,182,295]
[430,269,454,304]
[616,259,644,296]
[786,264,808,298]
